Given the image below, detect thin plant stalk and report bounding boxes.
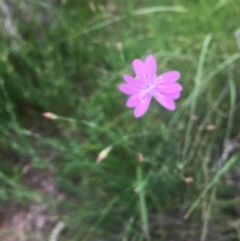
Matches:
[136,163,150,241]
[200,187,216,241]
[136,119,150,241]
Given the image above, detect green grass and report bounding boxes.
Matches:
[1,0,240,240]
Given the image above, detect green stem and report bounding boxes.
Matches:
[136,162,150,240]
[136,118,150,241]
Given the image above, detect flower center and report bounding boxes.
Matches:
[146,83,155,93]
[138,75,158,102]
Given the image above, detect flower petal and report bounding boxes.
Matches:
[133,96,152,118]
[156,82,183,93]
[123,74,144,88]
[119,84,138,95]
[157,71,181,84]
[153,92,176,111]
[144,55,157,82]
[132,59,145,80]
[165,92,181,100]
[126,94,140,108]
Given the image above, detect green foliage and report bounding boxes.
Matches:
[1,0,240,240]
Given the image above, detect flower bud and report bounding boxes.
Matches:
[42,112,57,120]
[206,124,217,131]
[96,145,112,163]
[135,153,144,162]
[185,177,194,186]
[191,115,198,121]
[116,39,123,51]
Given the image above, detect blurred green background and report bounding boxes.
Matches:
[1,0,240,240]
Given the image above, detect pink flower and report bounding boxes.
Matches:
[119,55,183,118]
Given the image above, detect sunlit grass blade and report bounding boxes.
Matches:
[182,34,212,165]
